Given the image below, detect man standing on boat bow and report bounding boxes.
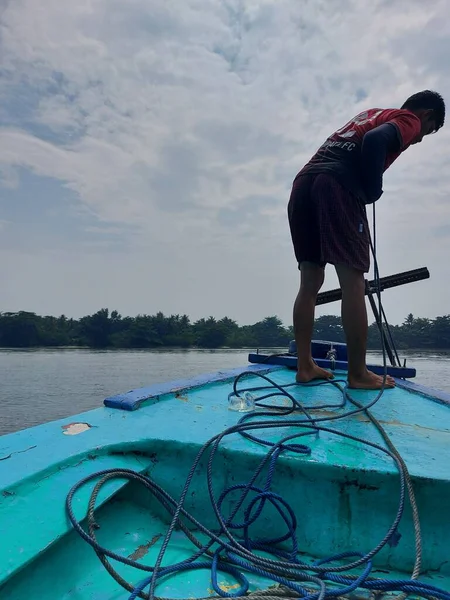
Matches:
[288,90,445,389]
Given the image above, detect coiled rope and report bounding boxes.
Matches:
[66,377,447,599]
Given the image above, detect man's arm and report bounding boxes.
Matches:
[361,123,401,203]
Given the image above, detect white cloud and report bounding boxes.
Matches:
[0,164,19,189]
[0,0,450,325]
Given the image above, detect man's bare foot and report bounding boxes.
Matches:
[296,362,334,383]
[348,369,395,390]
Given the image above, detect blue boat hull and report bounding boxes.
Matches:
[1,348,449,599]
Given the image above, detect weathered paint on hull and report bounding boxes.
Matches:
[0,363,449,598]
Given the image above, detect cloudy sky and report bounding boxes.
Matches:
[1,0,449,327]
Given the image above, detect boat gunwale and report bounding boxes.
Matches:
[395,378,450,406]
[103,363,282,411]
[102,356,450,412]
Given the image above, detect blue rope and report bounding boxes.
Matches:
[65,373,450,600]
[128,561,250,600]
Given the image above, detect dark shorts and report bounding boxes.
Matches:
[287,173,370,273]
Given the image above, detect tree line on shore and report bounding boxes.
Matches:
[0,309,449,350]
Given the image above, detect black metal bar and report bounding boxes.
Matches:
[366,289,396,367]
[379,301,401,367]
[316,267,429,307]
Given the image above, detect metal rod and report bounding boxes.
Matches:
[316,267,429,307]
[366,289,396,367]
[379,302,401,367]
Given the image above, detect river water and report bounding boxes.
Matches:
[1,348,449,436]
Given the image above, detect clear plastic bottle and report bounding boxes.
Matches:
[228,391,256,412]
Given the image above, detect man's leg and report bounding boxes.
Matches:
[294,261,333,383]
[335,264,395,389]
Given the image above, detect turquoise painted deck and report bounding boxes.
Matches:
[0,360,450,598]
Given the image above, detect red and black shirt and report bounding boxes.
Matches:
[297,108,422,204]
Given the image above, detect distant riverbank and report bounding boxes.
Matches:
[1,310,450,350]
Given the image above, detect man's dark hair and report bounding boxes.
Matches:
[401,90,445,131]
